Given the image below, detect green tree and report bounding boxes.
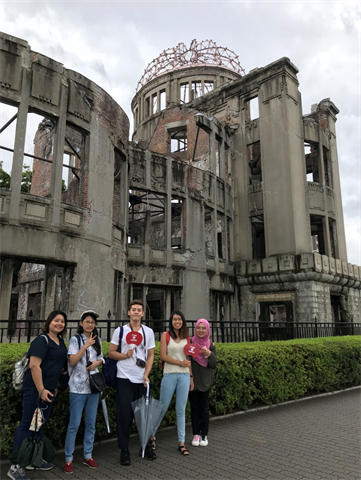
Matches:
[0,162,33,192]
[0,161,11,189]
[20,165,32,193]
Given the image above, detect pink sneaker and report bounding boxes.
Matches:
[63,462,73,474]
[83,458,98,469]
[192,435,201,446]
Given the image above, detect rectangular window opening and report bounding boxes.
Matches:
[251,215,265,260]
[217,214,225,259]
[227,218,231,260]
[180,83,189,103]
[215,139,220,176]
[204,81,214,94]
[323,147,332,188]
[192,81,202,100]
[171,197,184,249]
[7,261,73,338]
[128,189,147,245]
[330,295,341,323]
[149,192,166,248]
[145,97,150,118]
[170,127,187,154]
[24,113,56,198]
[0,102,18,189]
[329,218,337,259]
[305,142,319,183]
[152,93,158,115]
[248,142,262,184]
[160,90,166,110]
[61,124,84,207]
[247,97,259,120]
[310,214,326,255]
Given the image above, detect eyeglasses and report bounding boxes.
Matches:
[83,321,96,325]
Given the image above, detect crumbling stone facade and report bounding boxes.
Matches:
[0,33,360,330]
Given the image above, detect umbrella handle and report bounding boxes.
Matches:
[145,381,150,398]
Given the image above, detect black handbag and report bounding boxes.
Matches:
[78,334,106,395]
[89,371,106,394]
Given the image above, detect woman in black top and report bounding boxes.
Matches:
[8,310,68,480]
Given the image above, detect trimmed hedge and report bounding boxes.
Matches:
[1,336,360,457]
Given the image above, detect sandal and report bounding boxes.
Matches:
[148,436,156,451]
[178,444,190,455]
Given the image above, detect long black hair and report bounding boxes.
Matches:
[168,310,189,340]
[77,319,101,356]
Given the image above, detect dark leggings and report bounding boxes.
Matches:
[116,378,146,450]
[189,388,210,436]
[13,383,54,451]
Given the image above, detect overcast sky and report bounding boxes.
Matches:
[1,0,360,265]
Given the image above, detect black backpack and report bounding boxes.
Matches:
[102,327,123,388]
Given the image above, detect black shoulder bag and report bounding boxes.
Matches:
[77,334,106,395]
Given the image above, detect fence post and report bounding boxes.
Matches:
[314,317,318,338]
[26,320,31,343]
[107,311,112,342]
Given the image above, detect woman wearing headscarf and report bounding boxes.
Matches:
[189,318,217,447]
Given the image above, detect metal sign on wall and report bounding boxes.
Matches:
[255,293,293,302]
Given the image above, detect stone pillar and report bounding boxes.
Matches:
[143,150,152,265]
[232,107,253,261]
[42,264,58,320]
[166,156,172,265]
[0,258,14,320]
[317,131,331,256]
[219,138,225,180]
[209,130,216,175]
[326,102,347,261]
[259,64,310,256]
[9,67,31,223]
[51,82,68,228]
[165,290,171,320]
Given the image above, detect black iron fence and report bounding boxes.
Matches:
[1,320,360,344]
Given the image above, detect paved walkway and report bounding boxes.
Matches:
[2,388,360,480]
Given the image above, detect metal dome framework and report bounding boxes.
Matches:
[136,39,245,93]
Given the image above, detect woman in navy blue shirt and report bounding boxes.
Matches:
[8,310,68,480]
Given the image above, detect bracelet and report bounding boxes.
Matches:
[190,375,194,378]
[179,361,182,367]
[39,388,45,398]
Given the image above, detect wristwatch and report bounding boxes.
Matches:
[190,375,194,378]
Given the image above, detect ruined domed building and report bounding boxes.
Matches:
[0,33,360,334]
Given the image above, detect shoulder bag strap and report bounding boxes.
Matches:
[117,326,123,353]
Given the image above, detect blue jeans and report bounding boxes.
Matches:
[64,392,99,462]
[153,373,190,443]
[13,383,54,451]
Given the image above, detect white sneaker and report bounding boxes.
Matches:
[200,435,208,446]
[192,435,201,446]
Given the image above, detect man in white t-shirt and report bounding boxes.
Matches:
[108,299,156,465]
